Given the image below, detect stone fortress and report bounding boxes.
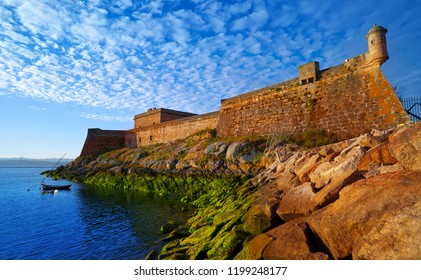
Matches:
[80,25,410,157]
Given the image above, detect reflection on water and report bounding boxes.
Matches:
[0,168,192,260]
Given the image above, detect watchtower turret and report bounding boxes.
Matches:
[366,24,389,67]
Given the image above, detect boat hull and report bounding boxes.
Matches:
[41,183,71,191]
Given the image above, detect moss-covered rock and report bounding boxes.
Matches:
[160,221,178,234]
[206,225,249,260]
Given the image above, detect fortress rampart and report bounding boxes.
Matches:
[80,129,135,157]
[79,25,411,156]
[132,111,219,146]
[216,55,409,140]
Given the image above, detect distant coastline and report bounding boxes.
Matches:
[0,158,74,168]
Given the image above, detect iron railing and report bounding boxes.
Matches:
[400,97,421,122]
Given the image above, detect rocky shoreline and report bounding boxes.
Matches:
[53,122,421,260]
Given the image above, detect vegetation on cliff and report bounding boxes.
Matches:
[53,124,421,260]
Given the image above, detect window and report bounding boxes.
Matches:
[301,79,307,85]
[149,136,153,141]
[308,77,314,83]
[138,137,142,143]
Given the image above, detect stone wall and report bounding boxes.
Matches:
[134,108,196,129]
[134,112,161,128]
[134,112,219,146]
[217,63,410,140]
[80,129,135,156]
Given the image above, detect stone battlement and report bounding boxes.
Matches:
[80,25,410,156]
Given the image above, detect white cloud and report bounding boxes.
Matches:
[147,0,163,14]
[80,112,132,122]
[28,105,46,111]
[109,0,133,14]
[231,0,269,31]
[228,1,252,15]
[0,0,420,119]
[16,1,66,40]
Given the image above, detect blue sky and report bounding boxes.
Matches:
[0,0,420,159]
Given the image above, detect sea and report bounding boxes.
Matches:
[0,167,192,260]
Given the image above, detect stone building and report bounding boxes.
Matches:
[80,25,410,156]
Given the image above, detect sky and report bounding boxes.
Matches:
[0,0,420,159]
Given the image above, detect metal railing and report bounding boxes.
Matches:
[400,97,421,122]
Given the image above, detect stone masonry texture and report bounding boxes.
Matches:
[216,65,409,140]
[134,112,219,146]
[80,129,134,156]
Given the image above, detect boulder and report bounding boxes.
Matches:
[162,226,190,242]
[160,221,178,234]
[207,226,249,260]
[357,141,398,171]
[309,146,365,188]
[226,142,244,161]
[357,133,382,149]
[238,162,254,174]
[352,201,421,259]
[293,154,323,183]
[317,145,335,157]
[243,208,272,235]
[204,142,228,156]
[132,151,148,163]
[273,170,297,192]
[388,122,421,172]
[145,250,158,260]
[278,170,364,222]
[362,163,404,179]
[276,182,316,221]
[370,128,394,141]
[308,171,421,259]
[180,225,219,247]
[234,234,274,260]
[311,170,363,209]
[108,166,125,175]
[204,160,224,173]
[165,160,178,170]
[262,220,329,260]
[283,151,304,172]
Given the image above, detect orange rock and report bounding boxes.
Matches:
[308,171,421,259]
[276,182,316,221]
[357,141,398,171]
[274,170,298,192]
[310,146,365,188]
[389,122,421,172]
[353,201,421,259]
[262,220,329,260]
[276,170,363,221]
[293,154,323,183]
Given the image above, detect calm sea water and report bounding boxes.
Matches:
[0,168,192,260]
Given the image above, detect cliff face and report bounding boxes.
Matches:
[56,123,421,260]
